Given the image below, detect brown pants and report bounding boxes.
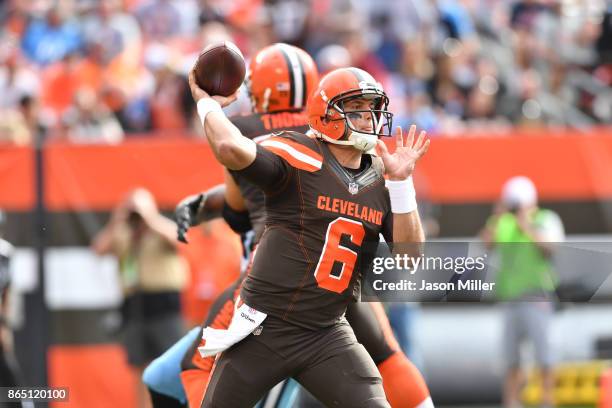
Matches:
[202,316,390,408]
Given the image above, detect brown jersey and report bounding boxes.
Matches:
[236,131,393,330]
[229,110,309,243]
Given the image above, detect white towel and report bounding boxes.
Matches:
[198,298,267,357]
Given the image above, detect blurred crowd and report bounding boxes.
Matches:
[0,0,610,145]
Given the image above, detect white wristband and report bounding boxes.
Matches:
[196,98,223,127]
[385,176,417,213]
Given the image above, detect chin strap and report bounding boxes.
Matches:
[348,131,378,152]
[311,129,378,153]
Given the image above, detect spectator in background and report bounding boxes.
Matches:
[0,43,40,110]
[315,43,351,74]
[92,188,188,408]
[428,49,465,120]
[2,0,609,136]
[80,0,137,63]
[437,0,477,43]
[40,51,101,123]
[340,26,390,87]
[463,58,511,131]
[20,4,83,66]
[481,176,565,408]
[391,36,439,132]
[144,43,189,132]
[510,0,551,31]
[79,0,156,133]
[136,0,183,41]
[81,10,124,67]
[57,87,124,143]
[399,36,434,93]
[0,94,45,145]
[260,0,312,48]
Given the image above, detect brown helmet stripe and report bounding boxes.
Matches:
[277,44,306,109]
[277,45,295,107]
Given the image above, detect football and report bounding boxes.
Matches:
[193,41,246,97]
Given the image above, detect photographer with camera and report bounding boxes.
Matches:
[481,176,565,408]
[93,188,188,408]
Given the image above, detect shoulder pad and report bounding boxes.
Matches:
[259,131,323,173]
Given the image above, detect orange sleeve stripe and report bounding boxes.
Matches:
[264,146,321,173]
[260,137,323,172]
[264,137,322,161]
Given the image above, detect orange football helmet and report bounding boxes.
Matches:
[246,43,319,113]
[307,67,392,152]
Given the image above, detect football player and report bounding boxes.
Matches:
[146,43,432,408]
[190,49,429,407]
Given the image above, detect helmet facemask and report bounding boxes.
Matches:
[322,90,393,152]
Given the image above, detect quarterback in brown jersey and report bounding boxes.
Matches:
[146,45,431,408]
[175,45,432,408]
[189,56,429,407]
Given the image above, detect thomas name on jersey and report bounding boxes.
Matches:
[261,112,308,130]
[317,195,384,226]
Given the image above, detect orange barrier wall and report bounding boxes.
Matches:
[418,129,612,202]
[0,145,34,209]
[48,345,136,408]
[0,128,611,211]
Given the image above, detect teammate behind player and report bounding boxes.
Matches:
[190,58,429,406]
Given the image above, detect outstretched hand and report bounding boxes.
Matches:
[375,125,429,181]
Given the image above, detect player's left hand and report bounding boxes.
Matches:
[188,69,239,107]
[375,125,429,181]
